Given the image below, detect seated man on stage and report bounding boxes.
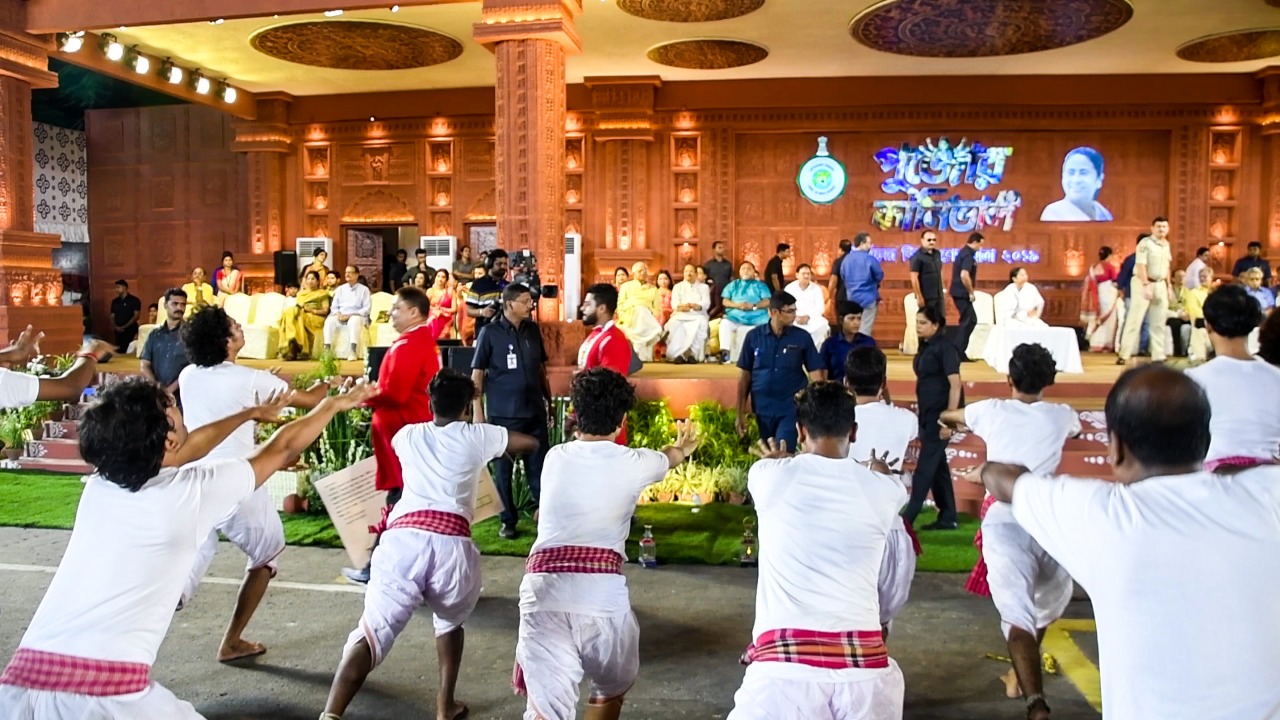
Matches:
[718,261,772,364]
[617,262,663,362]
[325,265,372,359]
[729,382,905,720]
[664,263,711,364]
[784,263,831,348]
[998,267,1048,327]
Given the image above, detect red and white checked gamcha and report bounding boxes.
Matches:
[386,509,471,537]
[741,628,890,670]
[525,545,624,575]
[0,648,150,696]
[1204,456,1276,473]
[964,494,1000,598]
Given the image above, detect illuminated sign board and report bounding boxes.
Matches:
[869,246,1041,265]
[796,136,847,205]
[871,137,1021,233]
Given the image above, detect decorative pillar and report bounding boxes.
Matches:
[0,21,83,352]
[475,0,582,337]
[1257,68,1280,253]
[232,93,293,292]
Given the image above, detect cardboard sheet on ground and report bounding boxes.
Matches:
[314,457,501,568]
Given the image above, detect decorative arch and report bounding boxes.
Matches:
[341,188,415,223]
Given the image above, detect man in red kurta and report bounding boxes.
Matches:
[342,286,443,584]
[579,283,634,444]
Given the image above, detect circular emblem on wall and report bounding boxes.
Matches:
[797,137,847,205]
[251,20,463,70]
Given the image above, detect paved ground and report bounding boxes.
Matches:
[0,528,1101,719]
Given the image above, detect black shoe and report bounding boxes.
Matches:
[1115,357,1127,365]
[672,356,687,365]
[919,520,959,531]
[499,523,519,539]
[341,566,370,585]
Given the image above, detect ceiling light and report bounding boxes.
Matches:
[210,18,224,24]
[125,46,149,74]
[217,81,237,104]
[369,116,376,121]
[56,31,85,53]
[324,9,344,16]
[100,33,124,62]
[158,59,183,84]
[190,70,211,95]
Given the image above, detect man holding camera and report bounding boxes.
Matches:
[464,249,510,339]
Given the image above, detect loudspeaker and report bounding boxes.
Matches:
[540,284,559,299]
[365,346,390,382]
[273,250,297,287]
[447,346,476,372]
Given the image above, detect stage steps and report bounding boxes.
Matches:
[18,416,92,475]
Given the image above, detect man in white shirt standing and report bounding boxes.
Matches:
[178,307,332,663]
[0,377,375,718]
[784,263,830,348]
[1185,283,1280,469]
[513,368,699,720]
[843,347,919,636]
[322,368,538,720]
[1185,246,1210,290]
[325,265,372,359]
[941,343,1079,718]
[728,381,905,720]
[664,263,711,364]
[974,365,1280,720]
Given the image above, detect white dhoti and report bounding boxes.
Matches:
[878,519,917,629]
[516,609,639,720]
[621,308,662,362]
[726,660,905,720]
[719,319,762,362]
[343,529,481,667]
[323,314,368,358]
[664,313,709,361]
[796,318,830,350]
[0,682,205,720]
[981,518,1073,639]
[181,485,285,606]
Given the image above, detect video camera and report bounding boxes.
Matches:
[510,250,541,300]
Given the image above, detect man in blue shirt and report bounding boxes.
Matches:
[718,261,772,363]
[735,291,824,452]
[820,301,878,383]
[839,233,884,334]
[1116,246,1149,354]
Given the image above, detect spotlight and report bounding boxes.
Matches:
[323,9,344,16]
[217,81,237,104]
[391,4,400,11]
[100,33,124,62]
[125,46,149,74]
[190,70,211,95]
[158,58,183,84]
[56,31,85,53]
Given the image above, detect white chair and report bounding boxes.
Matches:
[135,325,157,357]
[370,292,398,347]
[222,293,253,327]
[965,291,995,360]
[240,293,286,360]
[900,293,920,355]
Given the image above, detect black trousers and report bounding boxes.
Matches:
[951,295,976,358]
[1166,317,1189,357]
[491,414,550,526]
[903,421,957,525]
[114,325,137,353]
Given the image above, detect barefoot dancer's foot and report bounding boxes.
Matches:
[218,639,267,663]
[437,701,469,720]
[1026,695,1051,720]
[1002,668,1023,698]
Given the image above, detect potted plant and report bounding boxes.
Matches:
[653,467,681,504]
[719,464,750,505]
[0,412,24,461]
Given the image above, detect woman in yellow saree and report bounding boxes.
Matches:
[279,270,330,360]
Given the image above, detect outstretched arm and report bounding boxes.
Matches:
[36,339,115,403]
[973,462,1031,504]
[166,390,294,468]
[248,383,379,487]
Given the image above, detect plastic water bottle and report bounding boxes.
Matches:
[691,493,702,514]
[638,525,657,568]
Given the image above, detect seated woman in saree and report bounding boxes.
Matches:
[279,270,330,360]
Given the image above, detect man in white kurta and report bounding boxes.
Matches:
[784,263,831,348]
[616,262,663,362]
[323,369,536,720]
[728,382,906,720]
[664,263,711,363]
[514,368,697,720]
[976,365,1280,720]
[942,343,1078,715]
[325,265,373,359]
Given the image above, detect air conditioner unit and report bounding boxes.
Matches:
[563,233,582,322]
[295,237,333,277]
[420,235,457,274]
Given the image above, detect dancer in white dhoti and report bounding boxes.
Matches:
[322,368,538,720]
[177,307,332,663]
[843,346,920,636]
[999,267,1048,328]
[940,343,1079,720]
[0,377,374,720]
[728,382,905,720]
[617,262,663,362]
[664,263,710,363]
[513,368,699,720]
[974,365,1280,720]
[784,263,831,348]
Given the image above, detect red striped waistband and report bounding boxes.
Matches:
[525,545,624,575]
[386,509,471,537]
[0,648,150,696]
[1204,456,1276,473]
[742,628,889,670]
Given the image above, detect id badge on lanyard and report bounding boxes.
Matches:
[507,343,518,370]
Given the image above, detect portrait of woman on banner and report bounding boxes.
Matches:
[1039,147,1113,222]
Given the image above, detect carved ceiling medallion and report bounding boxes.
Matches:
[251,21,463,70]
[849,0,1133,58]
[647,39,768,70]
[617,0,765,23]
[1177,28,1280,62]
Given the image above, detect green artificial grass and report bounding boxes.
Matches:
[0,472,980,573]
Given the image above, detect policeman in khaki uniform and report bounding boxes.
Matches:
[1118,217,1174,365]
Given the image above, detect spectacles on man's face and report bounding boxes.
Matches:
[923,236,937,243]
[512,296,535,306]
